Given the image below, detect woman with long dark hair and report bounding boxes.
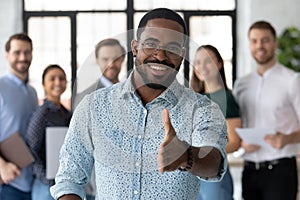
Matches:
[191,45,241,200]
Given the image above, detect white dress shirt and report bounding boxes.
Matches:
[233,63,300,162]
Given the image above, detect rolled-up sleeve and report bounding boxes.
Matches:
[192,98,228,181]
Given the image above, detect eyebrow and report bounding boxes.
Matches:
[143,38,160,43]
[143,38,182,47]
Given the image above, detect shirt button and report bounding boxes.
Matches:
[143,110,147,114]
[134,190,139,195]
[138,135,142,139]
[135,162,140,167]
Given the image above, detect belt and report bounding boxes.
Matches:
[244,157,295,170]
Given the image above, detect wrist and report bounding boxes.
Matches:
[0,157,7,168]
[178,145,193,171]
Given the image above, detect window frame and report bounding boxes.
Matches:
[23,0,237,99]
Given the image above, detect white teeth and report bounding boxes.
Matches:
[53,87,62,92]
[150,65,167,71]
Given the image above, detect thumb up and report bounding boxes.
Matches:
[158,109,189,172]
[162,108,176,142]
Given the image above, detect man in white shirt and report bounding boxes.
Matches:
[233,20,300,200]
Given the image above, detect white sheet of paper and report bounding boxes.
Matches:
[46,127,68,179]
[236,128,275,147]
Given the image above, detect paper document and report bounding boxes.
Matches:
[236,128,275,146]
[0,132,35,184]
[46,127,68,179]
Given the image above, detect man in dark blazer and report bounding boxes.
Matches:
[72,38,126,200]
[73,38,126,109]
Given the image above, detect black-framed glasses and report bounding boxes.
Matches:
[140,41,183,60]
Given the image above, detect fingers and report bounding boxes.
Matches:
[162,109,177,144]
[264,132,285,149]
[1,164,21,184]
[241,141,260,153]
[162,109,172,140]
[264,134,275,140]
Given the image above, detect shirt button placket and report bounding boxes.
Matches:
[132,108,147,199]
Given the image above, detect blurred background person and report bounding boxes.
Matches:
[0,33,38,200]
[74,38,126,200]
[233,20,300,200]
[191,45,241,200]
[26,64,72,200]
[73,38,126,109]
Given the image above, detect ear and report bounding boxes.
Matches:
[119,55,125,63]
[95,57,101,68]
[181,47,186,59]
[131,40,138,56]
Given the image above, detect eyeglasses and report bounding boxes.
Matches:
[140,41,183,60]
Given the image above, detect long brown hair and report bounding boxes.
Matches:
[190,45,228,93]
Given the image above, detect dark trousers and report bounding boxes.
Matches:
[242,157,298,200]
[0,184,31,200]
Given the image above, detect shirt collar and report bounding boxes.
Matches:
[256,62,280,78]
[121,71,183,106]
[7,72,26,87]
[43,98,61,111]
[100,76,113,87]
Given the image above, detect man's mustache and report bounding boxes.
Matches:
[144,59,175,69]
[16,61,30,64]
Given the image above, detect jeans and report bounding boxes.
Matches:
[32,179,54,200]
[0,184,31,200]
[198,167,234,200]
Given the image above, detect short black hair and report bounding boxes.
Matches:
[137,8,188,42]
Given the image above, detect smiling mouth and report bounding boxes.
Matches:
[149,64,168,71]
[53,87,64,92]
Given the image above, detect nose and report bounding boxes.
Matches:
[54,77,65,86]
[106,59,117,69]
[54,78,61,85]
[19,52,27,61]
[153,48,168,61]
[256,40,264,48]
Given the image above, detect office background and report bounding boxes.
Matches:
[0,1,300,199]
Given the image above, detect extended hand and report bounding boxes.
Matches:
[241,141,260,153]
[157,109,188,172]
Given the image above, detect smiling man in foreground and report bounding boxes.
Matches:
[50,8,227,200]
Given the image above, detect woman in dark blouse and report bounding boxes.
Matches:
[191,45,241,200]
[26,65,72,200]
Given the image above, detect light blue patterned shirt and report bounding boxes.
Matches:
[51,73,227,200]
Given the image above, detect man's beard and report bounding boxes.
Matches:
[145,82,167,90]
[254,52,275,65]
[135,59,178,90]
